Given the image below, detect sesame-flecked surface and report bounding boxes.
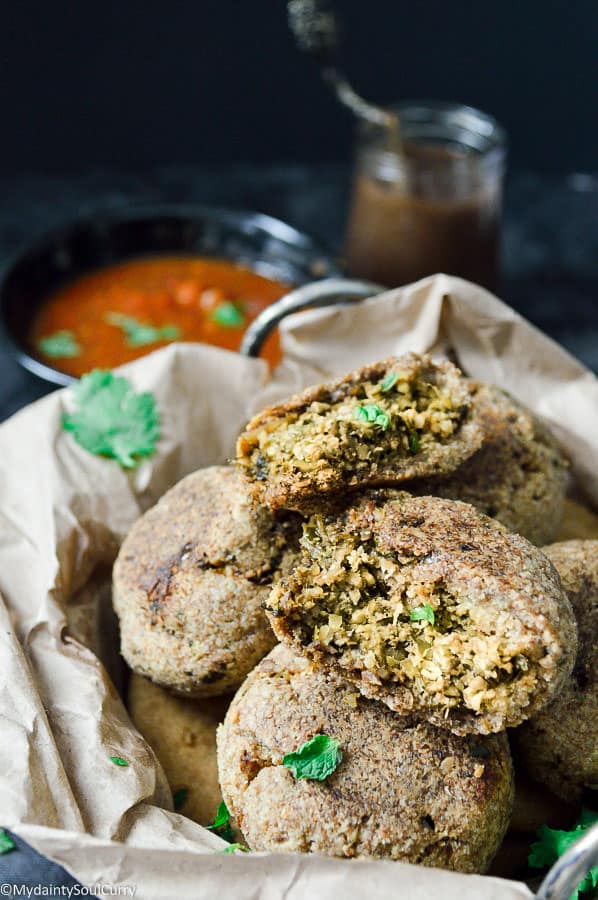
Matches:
[217,644,514,870]
[266,492,576,735]
[113,466,300,697]
[236,354,488,512]
[513,539,598,802]
[409,385,569,546]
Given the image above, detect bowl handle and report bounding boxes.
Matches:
[240,277,384,358]
[535,820,598,899]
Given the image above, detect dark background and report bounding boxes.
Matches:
[2,0,597,174]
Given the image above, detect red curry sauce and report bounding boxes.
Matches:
[31,256,289,376]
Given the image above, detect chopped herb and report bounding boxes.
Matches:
[210,301,245,328]
[173,787,189,810]
[410,604,435,625]
[160,325,181,340]
[0,829,16,855]
[354,403,391,431]
[408,431,420,454]
[206,800,235,842]
[282,734,342,782]
[63,370,160,469]
[221,843,249,854]
[528,809,598,899]
[110,755,129,767]
[380,372,399,392]
[106,313,181,347]
[207,801,230,831]
[37,330,80,358]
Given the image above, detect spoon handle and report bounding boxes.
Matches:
[324,69,395,127]
[287,0,394,127]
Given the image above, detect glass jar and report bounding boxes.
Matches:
[344,101,507,291]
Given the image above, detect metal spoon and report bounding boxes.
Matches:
[287,0,396,129]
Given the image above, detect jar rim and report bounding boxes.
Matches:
[359,100,507,157]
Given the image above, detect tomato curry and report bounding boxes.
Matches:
[31,256,289,376]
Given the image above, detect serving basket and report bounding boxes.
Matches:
[0,274,597,900]
[243,278,598,900]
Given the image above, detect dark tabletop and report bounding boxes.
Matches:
[1,165,598,424]
[0,164,597,890]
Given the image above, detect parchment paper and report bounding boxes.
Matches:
[2,274,596,899]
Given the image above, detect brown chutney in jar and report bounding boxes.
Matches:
[344,103,507,292]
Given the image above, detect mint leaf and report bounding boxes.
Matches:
[110,755,128,767]
[380,372,399,392]
[529,809,598,899]
[222,843,249,854]
[63,370,160,468]
[210,302,245,328]
[354,403,391,431]
[410,604,435,625]
[0,829,16,855]
[173,787,189,810]
[37,330,80,358]
[106,313,181,347]
[282,734,342,781]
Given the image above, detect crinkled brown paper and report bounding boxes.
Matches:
[2,274,597,899]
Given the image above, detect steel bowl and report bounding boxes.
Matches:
[0,204,339,386]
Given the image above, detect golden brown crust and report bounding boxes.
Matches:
[127,673,230,826]
[409,385,569,545]
[236,354,488,512]
[513,539,598,802]
[217,644,514,871]
[266,493,576,735]
[113,466,300,697]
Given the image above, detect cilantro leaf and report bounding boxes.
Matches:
[63,370,160,468]
[106,313,181,347]
[206,800,235,842]
[207,801,230,831]
[37,330,80,358]
[380,372,399,393]
[210,301,245,328]
[110,755,128,767]
[410,604,435,625]
[354,403,391,431]
[173,787,189,810]
[222,843,249,854]
[529,809,598,899]
[282,734,342,781]
[160,325,181,340]
[0,829,16,855]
